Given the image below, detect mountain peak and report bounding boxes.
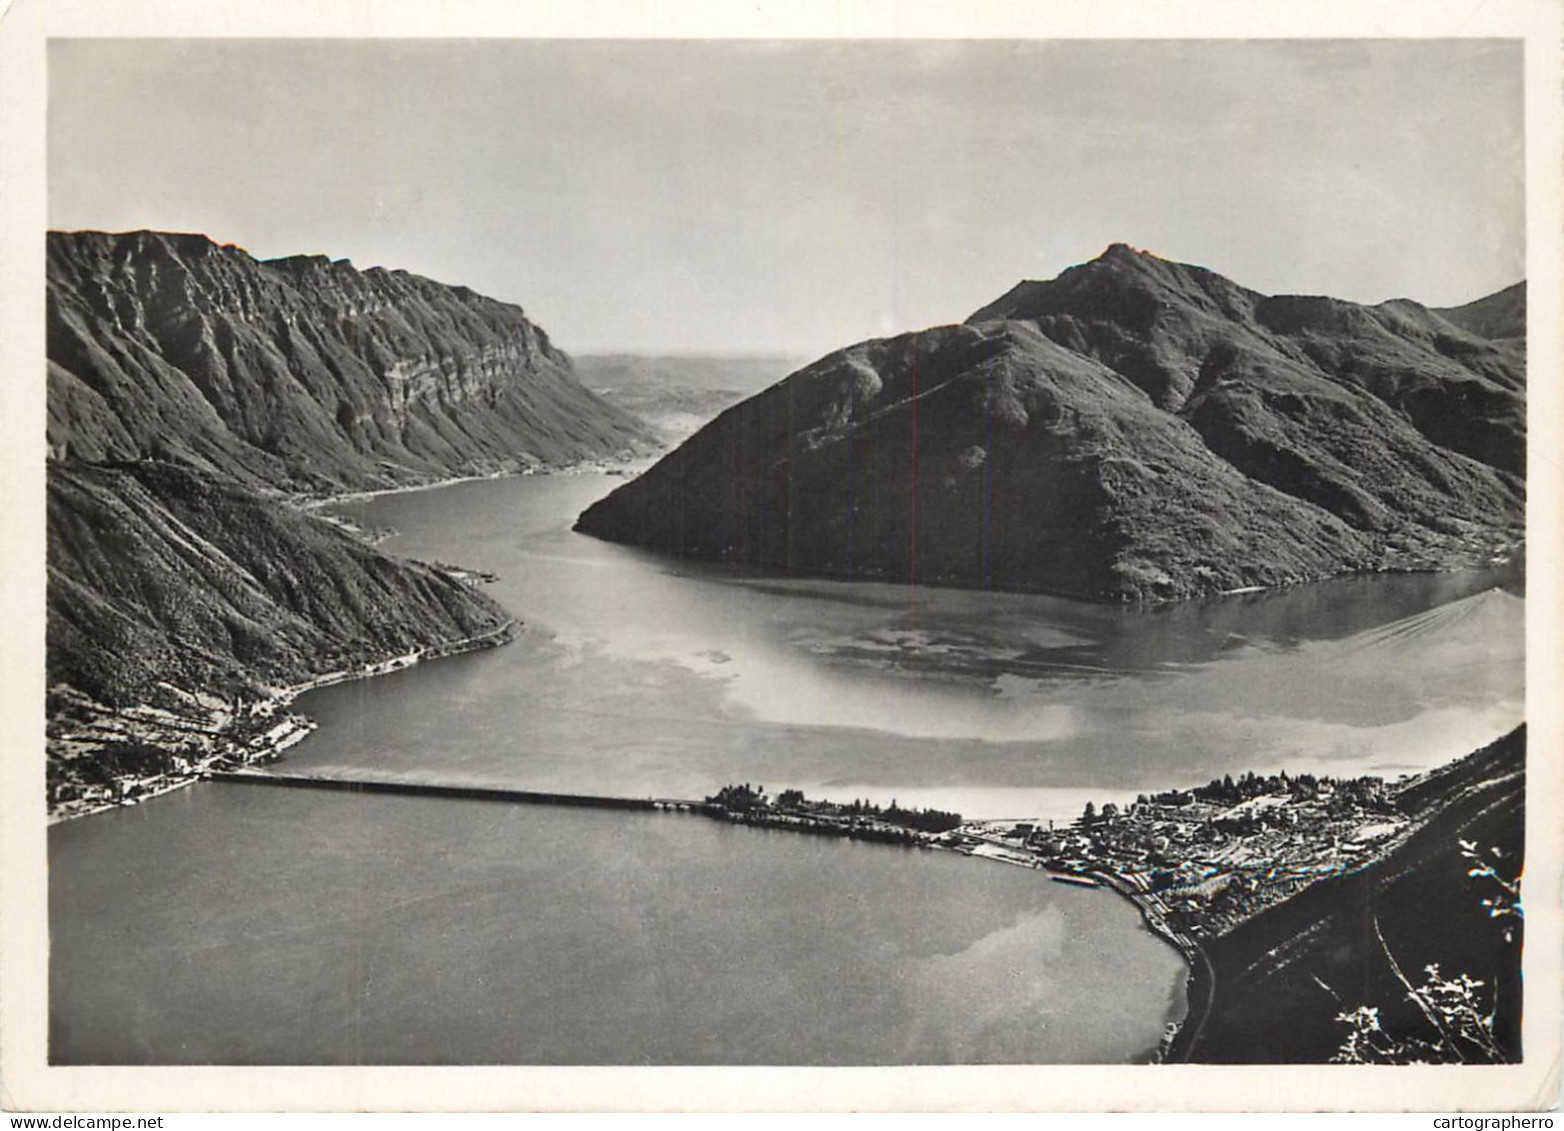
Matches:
[965,244,1248,336]
[1096,242,1153,262]
[580,241,1525,602]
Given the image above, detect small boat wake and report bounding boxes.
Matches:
[1340,587,1522,654]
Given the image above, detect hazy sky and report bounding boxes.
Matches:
[49,39,1524,357]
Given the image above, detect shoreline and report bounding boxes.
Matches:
[199,767,1203,1065]
[296,451,660,510]
[1085,868,1211,1062]
[567,529,1524,609]
[44,466,1507,1062]
[59,706,1498,1069]
[46,619,519,826]
[277,617,519,700]
[948,835,1202,1061]
[49,462,545,827]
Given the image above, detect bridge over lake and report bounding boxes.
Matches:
[212,768,702,812]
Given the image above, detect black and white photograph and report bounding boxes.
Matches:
[2,0,1561,1115]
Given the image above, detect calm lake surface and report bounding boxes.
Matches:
[51,786,1184,1065]
[306,472,1522,819]
[49,470,1522,1064]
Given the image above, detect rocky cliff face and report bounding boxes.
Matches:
[576,246,1524,602]
[47,230,653,491]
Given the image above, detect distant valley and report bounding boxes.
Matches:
[575,353,810,443]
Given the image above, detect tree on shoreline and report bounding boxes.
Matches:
[706,783,961,834]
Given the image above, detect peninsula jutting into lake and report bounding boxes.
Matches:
[169,717,1522,1065]
[45,229,1525,1068]
[39,34,1531,1082]
[576,244,1522,602]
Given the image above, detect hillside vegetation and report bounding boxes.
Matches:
[1177,726,1525,1063]
[48,460,511,708]
[48,230,652,492]
[44,230,639,806]
[578,246,1524,601]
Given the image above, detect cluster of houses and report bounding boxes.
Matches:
[47,622,519,823]
[952,773,1409,937]
[45,684,316,821]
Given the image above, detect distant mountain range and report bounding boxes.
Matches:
[575,353,810,444]
[577,245,1525,601]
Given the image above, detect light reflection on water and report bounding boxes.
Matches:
[302,473,1523,821]
[48,471,1521,1066]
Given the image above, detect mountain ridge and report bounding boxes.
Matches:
[47,229,654,492]
[576,246,1524,602]
[48,460,512,708]
[1434,281,1526,343]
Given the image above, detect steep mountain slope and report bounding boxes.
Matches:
[47,230,653,492]
[48,461,511,708]
[577,246,1524,602]
[1178,726,1524,1063]
[44,230,641,810]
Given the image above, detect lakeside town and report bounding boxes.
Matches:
[695,765,1469,1062]
[50,673,1511,1066]
[45,618,518,823]
[701,767,1420,944]
[956,769,1409,938]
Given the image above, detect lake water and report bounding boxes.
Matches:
[50,785,1184,1065]
[48,470,1522,1065]
[303,473,1522,820]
